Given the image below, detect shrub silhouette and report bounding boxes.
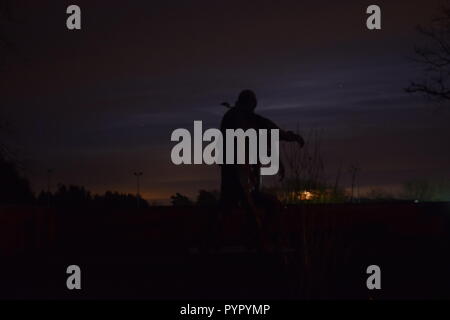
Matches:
[170,193,193,206]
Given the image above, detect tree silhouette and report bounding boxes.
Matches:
[196,190,219,207]
[37,184,149,209]
[170,193,193,206]
[401,179,450,202]
[406,4,450,104]
[0,157,34,204]
[0,1,35,205]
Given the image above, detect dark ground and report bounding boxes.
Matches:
[0,203,449,299]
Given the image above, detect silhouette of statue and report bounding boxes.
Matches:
[219,90,304,249]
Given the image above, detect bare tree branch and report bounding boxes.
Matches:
[406,3,450,105]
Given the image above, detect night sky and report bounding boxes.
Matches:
[2,0,450,202]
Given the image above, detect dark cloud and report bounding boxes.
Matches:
[2,0,449,201]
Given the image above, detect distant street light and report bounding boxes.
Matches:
[133,172,143,208]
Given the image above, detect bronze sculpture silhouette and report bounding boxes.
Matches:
[220,90,304,249]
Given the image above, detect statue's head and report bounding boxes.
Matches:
[236,89,257,112]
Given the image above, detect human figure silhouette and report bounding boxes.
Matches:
[219,90,304,248]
